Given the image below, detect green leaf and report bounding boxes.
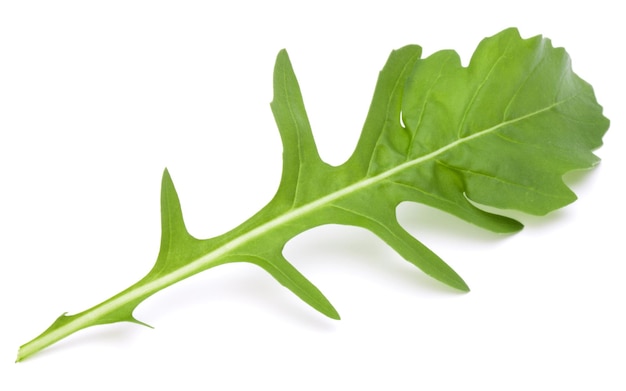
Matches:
[17,28,608,361]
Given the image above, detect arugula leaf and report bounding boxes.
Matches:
[16,28,608,361]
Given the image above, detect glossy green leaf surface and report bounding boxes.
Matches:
[17,28,608,361]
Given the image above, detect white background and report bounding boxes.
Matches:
[1,1,624,389]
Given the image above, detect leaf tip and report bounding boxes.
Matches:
[275,48,290,67]
[162,167,172,184]
[457,281,471,293]
[441,271,470,293]
[326,305,341,321]
[130,317,154,329]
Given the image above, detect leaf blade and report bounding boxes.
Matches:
[18,29,608,361]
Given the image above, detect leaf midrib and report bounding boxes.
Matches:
[81,95,573,327]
